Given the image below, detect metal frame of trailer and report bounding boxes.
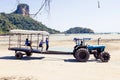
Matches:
[8,29,72,59]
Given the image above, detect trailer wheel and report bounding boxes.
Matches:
[26,52,32,57]
[100,52,110,62]
[75,48,90,62]
[15,52,23,59]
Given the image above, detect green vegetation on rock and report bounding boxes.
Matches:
[65,27,94,34]
[0,13,60,34]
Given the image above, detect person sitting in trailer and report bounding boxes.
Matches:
[25,38,32,49]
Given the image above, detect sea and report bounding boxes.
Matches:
[50,33,120,41]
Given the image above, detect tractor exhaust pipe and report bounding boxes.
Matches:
[98,37,101,45]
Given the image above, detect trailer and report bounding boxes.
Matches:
[8,29,72,59]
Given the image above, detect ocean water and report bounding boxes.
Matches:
[49,33,120,41]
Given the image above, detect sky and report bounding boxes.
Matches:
[0,0,120,33]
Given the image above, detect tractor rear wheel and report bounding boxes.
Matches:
[75,48,90,62]
[73,49,77,59]
[15,52,23,59]
[100,52,110,62]
[73,45,79,58]
[73,52,77,59]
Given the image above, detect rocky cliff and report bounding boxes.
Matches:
[13,4,29,16]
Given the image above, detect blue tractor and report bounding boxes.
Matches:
[73,38,110,62]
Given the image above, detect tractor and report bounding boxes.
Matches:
[73,38,110,62]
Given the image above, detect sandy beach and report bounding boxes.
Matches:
[0,34,120,80]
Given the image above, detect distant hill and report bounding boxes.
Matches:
[65,27,94,34]
[0,13,60,34]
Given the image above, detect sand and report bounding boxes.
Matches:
[0,36,120,80]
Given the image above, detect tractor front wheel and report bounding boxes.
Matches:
[100,52,110,62]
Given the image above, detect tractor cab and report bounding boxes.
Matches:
[73,38,91,51]
[73,38,91,46]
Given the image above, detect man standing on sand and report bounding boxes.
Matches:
[45,38,49,51]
